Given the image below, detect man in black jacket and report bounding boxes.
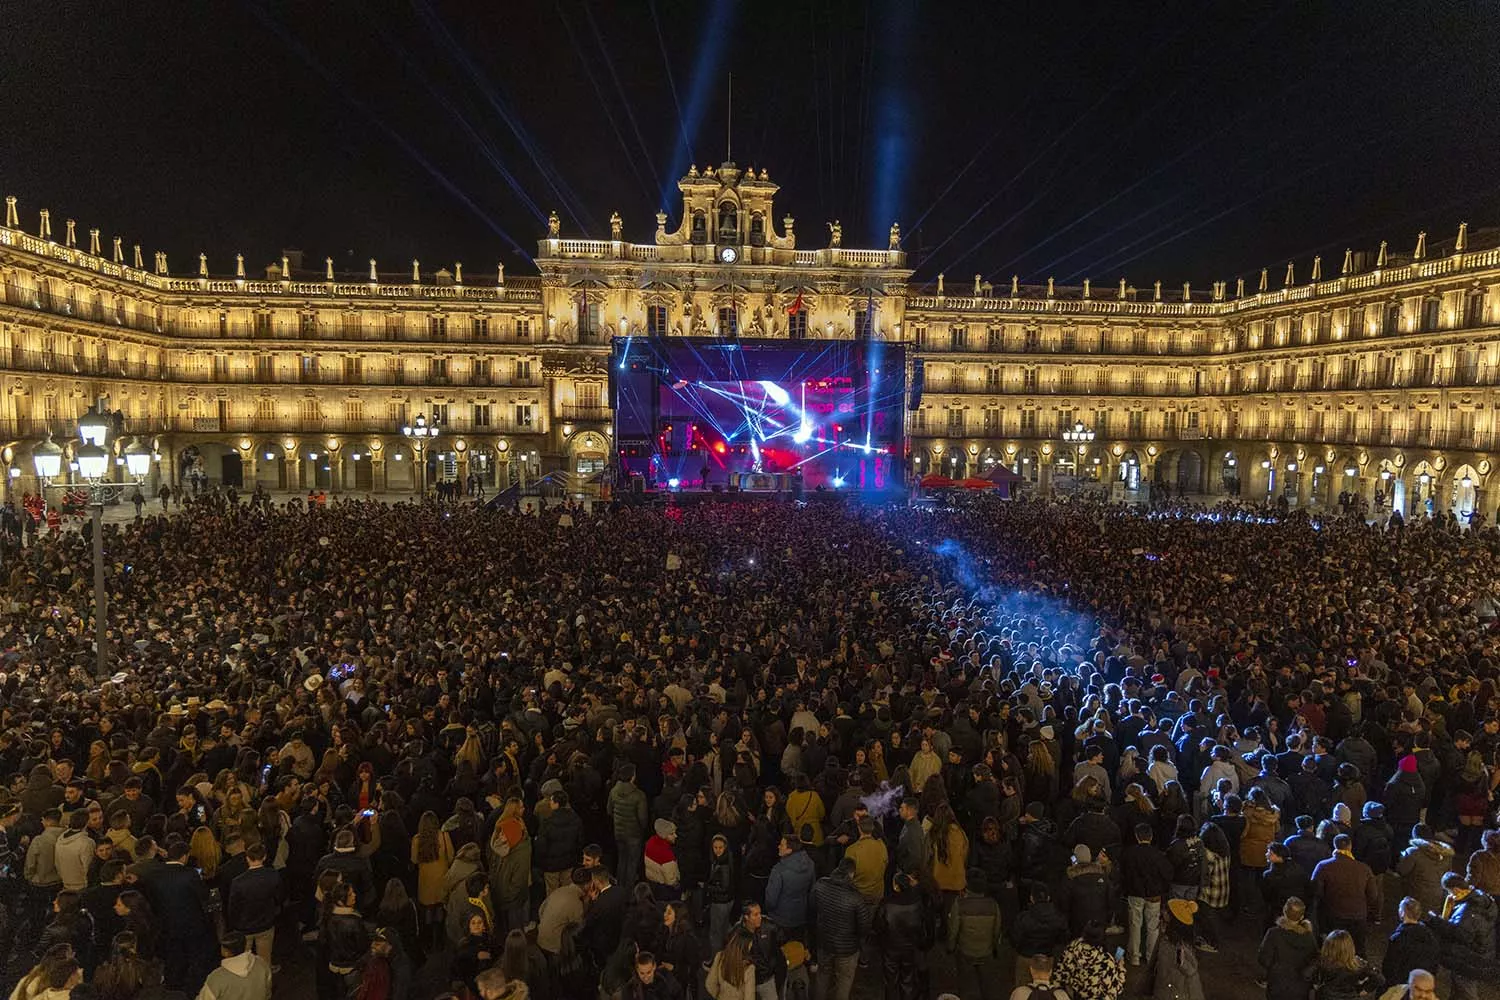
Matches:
[535,789,584,893]
[1120,822,1172,966]
[140,839,216,992]
[1383,896,1441,989]
[810,858,871,1000]
[227,843,284,967]
[313,829,374,913]
[1262,842,1311,928]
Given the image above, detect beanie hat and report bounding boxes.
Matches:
[1398,754,1419,774]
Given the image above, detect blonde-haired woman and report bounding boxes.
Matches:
[1308,929,1381,1000]
[188,826,221,880]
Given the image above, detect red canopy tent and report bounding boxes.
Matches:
[918,473,957,489]
[960,477,997,490]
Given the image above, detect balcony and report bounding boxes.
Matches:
[560,405,611,421]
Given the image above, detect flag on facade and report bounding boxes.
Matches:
[787,291,804,316]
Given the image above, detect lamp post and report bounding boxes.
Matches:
[39,406,151,678]
[401,412,441,497]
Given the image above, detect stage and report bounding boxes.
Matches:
[610,335,909,494]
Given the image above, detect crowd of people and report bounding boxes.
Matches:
[0,489,1495,1000]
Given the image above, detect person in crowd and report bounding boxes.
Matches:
[1428,872,1500,1000]
[1381,897,1441,990]
[197,932,272,1000]
[1055,921,1126,1000]
[1311,833,1379,955]
[1150,900,1204,1000]
[1009,953,1072,1000]
[1256,897,1317,1000]
[1308,929,1383,1000]
[809,857,868,1000]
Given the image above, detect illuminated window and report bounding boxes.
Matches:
[514,404,534,428]
[515,318,531,340]
[647,305,668,337]
[717,307,737,338]
[473,404,492,427]
[472,316,489,339]
[788,310,807,339]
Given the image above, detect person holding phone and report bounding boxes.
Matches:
[1054,921,1125,1000]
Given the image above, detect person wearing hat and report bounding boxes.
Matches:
[1429,872,1499,1000]
[948,866,1004,1000]
[1151,899,1204,1000]
[644,817,681,901]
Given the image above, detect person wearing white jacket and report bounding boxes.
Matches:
[644,819,681,899]
[54,812,94,892]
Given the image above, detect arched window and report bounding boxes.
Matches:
[717,201,738,242]
[690,212,707,245]
[749,213,765,246]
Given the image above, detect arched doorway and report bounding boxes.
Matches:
[570,432,609,478]
[978,447,1000,472]
[1012,448,1039,484]
[255,443,287,490]
[944,449,968,479]
[178,442,240,490]
[1376,459,1403,514]
[1281,458,1301,503]
[1450,464,1479,519]
[346,448,374,491]
[384,443,415,492]
[1218,450,1241,496]
[469,447,497,491]
[1117,450,1142,491]
[1176,450,1203,494]
[1410,460,1439,517]
[302,445,332,490]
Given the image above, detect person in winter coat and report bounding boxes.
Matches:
[927,804,970,897]
[1121,822,1172,966]
[1258,897,1318,1000]
[1011,885,1070,987]
[53,812,94,892]
[1384,757,1426,849]
[764,834,815,934]
[1382,897,1441,990]
[1353,803,1394,877]
[704,834,738,951]
[1150,899,1204,1000]
[1284,815,1332,875]
[489,799,533,933]
[810,859,870,1000]
[879,872,932,1000]
[1312,834,1379,955]
[1466,830,1500,895]
[704,927,757,1000]
[534,790,584,892]
[1241,791,1281,868]
[1427,873,1500,1000]
[948,867,1004,1000]
[643,818,681,902]
[1309,929,1383,1000]
[609,763,650,890]
[1166,815,1204,899]
[1263,843,1311,928]
[1055,921,1127,1000]
[1059,844,1111,937]
[1396,828,1454,914]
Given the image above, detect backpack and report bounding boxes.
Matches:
[1018,986,1060,1000]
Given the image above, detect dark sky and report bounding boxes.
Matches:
[5,2,1500,288]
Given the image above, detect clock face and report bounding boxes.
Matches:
[719,246,738,264]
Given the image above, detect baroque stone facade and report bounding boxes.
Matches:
[0,166,1496,516]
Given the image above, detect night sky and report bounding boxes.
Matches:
[4,2,1499,288]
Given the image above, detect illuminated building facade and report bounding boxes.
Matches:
[0,167,1496,516]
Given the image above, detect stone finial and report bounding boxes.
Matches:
[828,220,842,248]
[1118,277,1127,300]
[454,262,463,284]
[1047,277,1056,298]
[655,212,668,238]
[497,261,505,285]
[64,219,76,248]
[368,259,378,282]
[133,245,143,270]
[3,196,16,229]
[936,273,944,296]
[783,215,795,239]
[88,229,101,256]
[412,259,420,283]
[155,251,167,275]
[1376,241,1388,268]
[325,257,334,281]
[1236,277,1245,298]
[1153,280,1162,302]
[1284,261,1295,287]
[1183,282,1191,301]
[38,209,51,241]
[1413,231,1427,260]
[112,237,123,264]
[888,222,901,251]
[1341,248,1353,275]
[688,164,699,178]
[236,254,246,279]
[1310,256,1322,282]
[974,274,982,296]
[1082,278,1091,299]
[1258,268,1268,293]
[610,212,622,240]
[280,255,290,279]
[1456,222,1468,253]
[547,211,561,238]
[1212,281,1225,302]
[198,253,208,277]
[1010,275,1019,297]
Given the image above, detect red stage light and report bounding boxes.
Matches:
[713,441,727,455]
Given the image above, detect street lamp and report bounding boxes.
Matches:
[1061,421,1096,444]
[49,404,150,679]
[401,412,441,496]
